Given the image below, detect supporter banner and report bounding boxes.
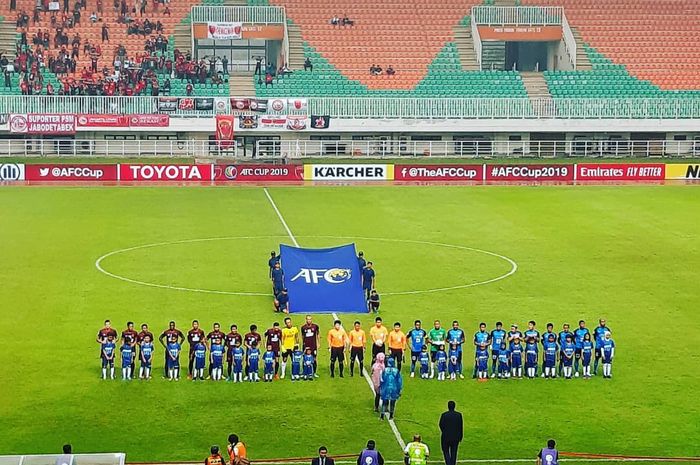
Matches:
[259,115,287,129]
[157,97,179,112]
[128,114,170,127]
[249,99,268,112]
[178,98,195,111]
[120,164,213,182]
[0,163,25,181]
[310,115,331,129]
[10,114,76,135]
[77,114,129,128]
[395,164,483,181]
[231,98,250,111]
[665,163,700,180]
[0,114,9,125]
[287,98,308,112]
[214,97,228,114]
[193,23,284,40]
[281,243,367,314]
[268,99,287,112]
[239,115,258,129]
[286,115,308,131]
[576,163,665,181]
[486,164,574,181]
[214,164,304,182]
[304,164,394,181]
[477,25,563,41]
[215,115,235,149]
[25,164,118,181]
[195,98,214,111]
[206,22,242,40]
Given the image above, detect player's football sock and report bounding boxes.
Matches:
[110,367,115,379]
[281,362,286,378]
[102,368,107,379]
[359,361,364,374]
[350,360,355,376]
[574,359,580,372]
[338,362,344,377]
[330,361,335,377]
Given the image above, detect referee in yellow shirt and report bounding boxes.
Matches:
[388,322,407,371]
[327,319,349,378]
[348,321,367,377]
[369,316,388,363]
[280,317,299,379]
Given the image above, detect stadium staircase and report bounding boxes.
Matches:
[0,18,15,58]
[571,28,592,71]
[173,24,194,55]
[231,71,256,95]
[453,21,480,71]
[286,23,305,70]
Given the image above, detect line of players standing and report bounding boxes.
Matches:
[96,316,327,382]
[269,250,381,314]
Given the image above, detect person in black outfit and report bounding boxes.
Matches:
[304,57,313,72]
[439,401,463,465]
[311,447,335,465]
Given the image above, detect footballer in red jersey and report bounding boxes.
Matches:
[159,321,185,377]
[225,324,243,379]
[301,315,321,375]
[121,321,139,378]
[243,324,262,379]
[264,322,283,376]
[187,320,206,378]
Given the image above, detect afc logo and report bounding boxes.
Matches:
[290,268,352,284]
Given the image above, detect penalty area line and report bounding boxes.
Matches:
[262,187,406,452]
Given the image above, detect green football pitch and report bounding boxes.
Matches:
[0,185,699,462]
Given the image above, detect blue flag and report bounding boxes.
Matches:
[280,243,367,314]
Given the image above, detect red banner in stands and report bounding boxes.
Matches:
[9,114,76,135]
[394,164,483,181]
[215,115,235,149]
[120,164,213,182]
[214,164,304,182]
[77,115,130,128]
[25,164,118,181]
[576,163,665,181]
[127,114,170,127]
[486,164,574,181]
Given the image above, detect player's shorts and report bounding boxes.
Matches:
[281,348,293,360]
[330,347,344,362]
[575,348,583,357]
[602,355,613,363]
[351,346,364,360]
[477,360,488,371]
[389,348,403,360]
[563,358,573,367]
[411,351,421,362]
[430,351,438,362]
[511,356,522,368]
[264,364,274,374]
[269,346,280,357]
[369,301,380,311]
[167,359,180,369]
[491,350,500,360]
[141,358,152,368]
[371,343,385,358]
[212,357,223,368]
[102,358,113,367]
[233,362,243,373]
[582,355,592,365]
[595,348,603,358]
[544,358,556,368]
[195,359,206,369]
[420,363,430,374]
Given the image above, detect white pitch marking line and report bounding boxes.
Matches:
[246,460,678,465]
[264,187,406,451]
[264,188,299,247]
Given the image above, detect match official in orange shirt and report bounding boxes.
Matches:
[327,319,349,378]
[388,322,407,371]
[348,320,367,377]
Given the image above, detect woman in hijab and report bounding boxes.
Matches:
[371,352,385,413]
[379,357,403,420]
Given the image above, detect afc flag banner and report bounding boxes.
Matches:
[280,243,367,314]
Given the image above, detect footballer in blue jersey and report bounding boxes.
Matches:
[497,343,510,378]
[271,262,285,297]
[407,320,427,378]
[419,346,430,379]
[210,340,225,381]
[601,332,615,378]
[447,321,465,378]
[524,320,540,344]
[561,336,576,379]
[139,336,154,380]
[193,342,207,380]
[101,336,116,380]
[435,345,448,381]
[303,347,315,380]
[543,334,558,378]
[473,322,490,378]
[166,341,181,381]
[581,333,594,378]
[593,318,611,375]
[247,342,261,382]
[291,347,303,380]
[475,344,489,379]
[490,322,506,377]
[507,324,523,343]
[263,345,275,382]
[231,342,245,383]
[268,251,281,277]
[448,344,461,380]
[525,338,539,378]
[510,338,524,378]
[557,323,574,376]
[573,320,591,376]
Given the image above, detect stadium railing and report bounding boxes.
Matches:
[471,6,563,26]
[4,96,700,119]
[261,138,699,159]
[191,5,286,24]
[0,454,125,465]
[1,138,692,158]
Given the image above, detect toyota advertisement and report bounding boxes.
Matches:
[395,164,483,181]
[214,165,304,182]
[25,164,118,181]
[120,164,212,182]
